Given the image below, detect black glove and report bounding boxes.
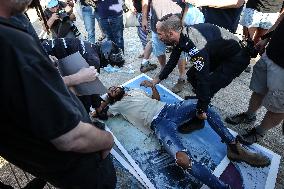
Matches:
[178,116,205,134]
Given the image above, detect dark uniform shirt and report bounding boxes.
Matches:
[159,23,243,111]
[0,18,115,188]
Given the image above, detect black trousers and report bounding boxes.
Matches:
[187,49,250,97]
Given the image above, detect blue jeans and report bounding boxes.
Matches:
[98,14,124,51]
[81,5,97,44]
[151,101,235,189]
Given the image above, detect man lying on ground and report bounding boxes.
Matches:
[93,80,271,189]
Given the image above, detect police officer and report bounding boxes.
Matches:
[152,14,251,131]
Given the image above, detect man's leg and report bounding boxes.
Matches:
[238,53,284,144]
[225,52,269,125]
[206,108,271,167]
[98,18,112,42]
[136,13,148,50]
[152,118,230,189]
[152,32,166,70]
[172,57,186,93]
[109,15,124,52]
[81,5,96,43]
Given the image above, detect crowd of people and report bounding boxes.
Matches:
[0,0,283,188]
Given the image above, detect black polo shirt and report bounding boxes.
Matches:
[202,6,243,33]
[0,18,115,188]
[266,18,284,69]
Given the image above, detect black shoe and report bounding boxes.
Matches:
[225,112,256,125]
[178,117,205,134]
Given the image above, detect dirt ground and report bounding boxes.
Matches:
[0,7,283,189]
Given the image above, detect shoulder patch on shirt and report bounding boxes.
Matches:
[192,56,204,71]
[188,47,199,56]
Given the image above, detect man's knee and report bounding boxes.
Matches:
[175,151,191,170]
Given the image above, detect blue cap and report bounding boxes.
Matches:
[47,0,59,8]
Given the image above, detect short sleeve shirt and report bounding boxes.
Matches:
[109,89,165,133]
[202,6,243,33]
[0,18,98,181]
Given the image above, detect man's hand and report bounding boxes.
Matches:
[152,78,161,86]
[255,38,269,55]
[196,112,207,120]
[140,80,154,88]
[142,16,148,32]
[76,66,98,83]
[66,0,74,7]
[50,13,59,22]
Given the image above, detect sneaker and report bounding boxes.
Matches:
[140,62,157,73]
[227,142,271,168]
[172,78,185,93]
[236,127,264,145]
[178,117,205,134]
[225,112,256,125]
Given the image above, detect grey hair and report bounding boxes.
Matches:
[158,14,182,33]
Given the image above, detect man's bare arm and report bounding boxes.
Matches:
[140,80,160,101]
[185,0,244,8]
[51,121,114,153]
[255,11,284,53]
[63,66,98,87]
[142,0,150,31]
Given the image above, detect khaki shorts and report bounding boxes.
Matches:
[250,52,284,113]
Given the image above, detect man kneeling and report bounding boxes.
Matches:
[94,80,271,189]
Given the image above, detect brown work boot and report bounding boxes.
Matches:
[175,151,192,170]
[172,78,185,93]
[227,142,271,168]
